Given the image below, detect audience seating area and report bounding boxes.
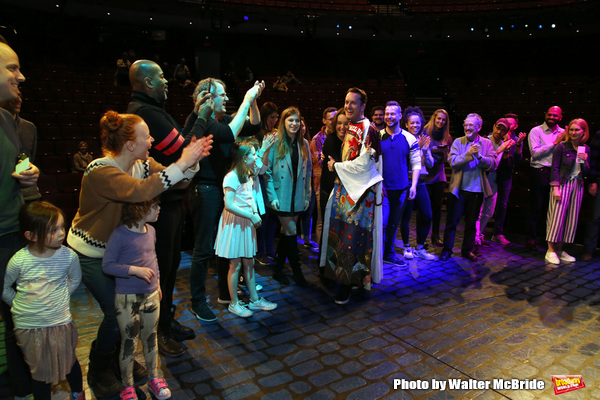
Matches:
[212,0,584,14]
[214,0,373,13]
[17,64,598,235]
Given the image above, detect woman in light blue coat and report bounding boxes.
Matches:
[265,106,312,286]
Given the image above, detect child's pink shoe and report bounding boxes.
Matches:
[148,377,171,400]
[120,386,137,400]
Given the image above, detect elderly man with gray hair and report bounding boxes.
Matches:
[440,113,498,262]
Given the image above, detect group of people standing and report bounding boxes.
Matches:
[1,35,598,400]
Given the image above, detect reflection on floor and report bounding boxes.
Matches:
[1,229,600,400]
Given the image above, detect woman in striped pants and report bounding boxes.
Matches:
[545,118,590,265]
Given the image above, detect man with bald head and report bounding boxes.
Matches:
[127,59,208,357]
[1,40,38,399]
[526,106,564,251]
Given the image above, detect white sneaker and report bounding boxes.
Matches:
[228,301,253,317]
[404,246,414,260]
[560,251,576,263]
[474,234,483,246]
[415,248,437,260]
[248,297,277,311]
[545,251,560,265]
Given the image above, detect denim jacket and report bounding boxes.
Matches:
[550,141,590,186]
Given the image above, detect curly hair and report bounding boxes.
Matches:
[121,198,160,229]
[100,110,144,157]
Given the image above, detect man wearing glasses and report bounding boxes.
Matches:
[440,113,498,262]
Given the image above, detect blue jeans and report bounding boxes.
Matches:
[189,183,223,304]
[77,251,119,353]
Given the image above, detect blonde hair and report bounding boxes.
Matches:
[424,109,452,146]
[563,118,589,145]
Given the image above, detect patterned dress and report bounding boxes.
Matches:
[320,119,383,286]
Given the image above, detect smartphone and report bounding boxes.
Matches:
[15,153,31,174]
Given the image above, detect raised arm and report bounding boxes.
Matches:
[229,81,264,138]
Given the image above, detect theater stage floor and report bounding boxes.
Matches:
[1,229,600,400]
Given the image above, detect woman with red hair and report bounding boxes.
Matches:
[545,118,590,265]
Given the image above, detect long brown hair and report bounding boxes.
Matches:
[19,201,64,253]
[229,140,256,183]
[275,107,308,162]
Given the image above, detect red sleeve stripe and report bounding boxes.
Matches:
[164,135,185,156]
[154,128,183,156]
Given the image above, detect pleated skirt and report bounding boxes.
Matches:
[214,208,257,259]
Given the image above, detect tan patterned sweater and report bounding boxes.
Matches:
[67,156,196,258]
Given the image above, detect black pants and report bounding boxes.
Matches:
[426,181,446,238]
[0,232,32,396]
[493,177,513,236]
[383,189,408,258]
[152,199,185,331]
[443,190,484,253]
[400,183,432,246]
[32,360,82,400]
[529,166,551,240]
[190,183,223,305]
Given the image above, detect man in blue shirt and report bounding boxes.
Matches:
[379,101,420,265]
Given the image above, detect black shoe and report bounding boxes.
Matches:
[157,331,186,357]
[88,341,121,397]
[294,272,309,287]
[254,255,271,266]
[472,246,482,256]
[383,254,406,267]
[273,271,290,285]
[526,239,538,252]
[191,302,217,322]
[335,285,351,305]
[431,235,443,247]
[461,251,479,262]
[319,276,334,289]
[440,249,452,261]
[170,318,196,341]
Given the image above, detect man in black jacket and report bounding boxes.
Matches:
[185,78,263,321]
[127,59,208,357]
